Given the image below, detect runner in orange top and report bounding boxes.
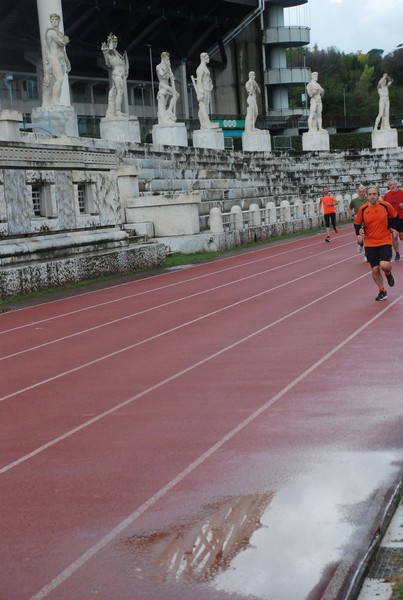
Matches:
[320,185,338,242]
[383,178,403,261]
[354,186,398,301]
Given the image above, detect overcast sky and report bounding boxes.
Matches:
[285,0,403,55]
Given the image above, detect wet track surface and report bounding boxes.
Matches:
[1,228,403,600]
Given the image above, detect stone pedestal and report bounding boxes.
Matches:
[371,128,398,149]
[100,115,141,144]
[0,110,22,141]
[242,130,271,152]
[152,123,188,147]
[31,105,79,137]
[192,128,224,150]
[302,130,330,151]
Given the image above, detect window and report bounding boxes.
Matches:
[30,184,55,218]
[23,79,39,101]
[77,184,86,213]
[31,185,42,216]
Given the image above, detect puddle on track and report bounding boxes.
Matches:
[123,451,403,600]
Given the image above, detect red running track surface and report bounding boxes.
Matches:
[1,228,403,600]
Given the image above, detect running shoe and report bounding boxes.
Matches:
[325,236,331,243]
[375,290,388,301]
[395,252,401,261]
[386,272,395,287]
[357,244,363,254]
[334,227,339,233]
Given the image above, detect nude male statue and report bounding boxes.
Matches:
[191,53,218,129]
[156,52,179,125]
[42,13,71,106]
[307,71,325,133]
[101,33,129,117]
[245,71,261,133]
[374,73,393,131]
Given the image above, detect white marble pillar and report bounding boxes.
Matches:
[36,0,71,106]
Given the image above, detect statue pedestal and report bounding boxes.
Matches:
[152,123,188,147]
[192,128,224,150]
[371,128,398,149]
[302,130,330,151]
[0,109,22,141]
[242,130,271,152]
[100,115,140,144]
[31,105,78,137]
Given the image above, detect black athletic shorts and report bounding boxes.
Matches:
[324,213,336,227]
[365,245,392,267]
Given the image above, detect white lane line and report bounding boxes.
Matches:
[1,270,373,472]
[0,233,334,318]
[0,250,357,361]
[0,256,361,402]
[0,237,349,335]
[27,292,403,600]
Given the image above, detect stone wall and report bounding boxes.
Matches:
[0,243,166,301]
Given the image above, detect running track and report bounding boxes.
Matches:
[1,227,403,600]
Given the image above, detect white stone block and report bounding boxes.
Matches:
[192,128,225,150]
[152,123,188,147]
[129,221,155,238]
[0,110,22,141]
[100,116,141,144]
[242,130,271,152]
[125,192,201,236]
[371,128,398,149]
[302,130,330,151]
[31,105,78,137]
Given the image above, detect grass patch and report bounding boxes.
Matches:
[164,250,225,267]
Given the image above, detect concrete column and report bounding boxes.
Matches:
[36,0,71,106]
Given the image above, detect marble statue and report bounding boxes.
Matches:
[374,73,393,131]
[101,33,129,117]
[156,52,179,125]
[42,13,71,106]
[307,71,325,133]
[244,71,260,132]
[191,52,218,129]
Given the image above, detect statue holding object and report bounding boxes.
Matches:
[101,33,129,117]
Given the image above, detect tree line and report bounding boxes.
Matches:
[287,45,403,125]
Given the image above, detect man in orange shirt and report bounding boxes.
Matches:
[320,185,338,242]
[354,186,398,301]
[383,178,403,261]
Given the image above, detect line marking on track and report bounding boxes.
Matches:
[0,256,363,398]
[1,271,393,475]
[1,231,352,317]
[0,237,353,335]
[0,249,357,361]
[27,291,403,600]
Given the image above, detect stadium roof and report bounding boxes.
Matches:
[0,0,260,81]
